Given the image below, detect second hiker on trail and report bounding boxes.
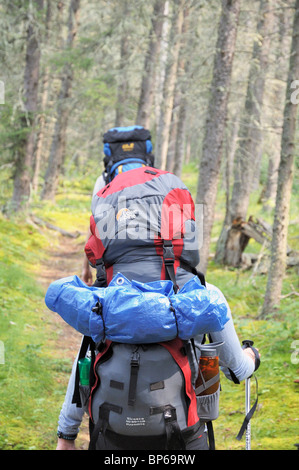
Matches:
[45,126,260,451]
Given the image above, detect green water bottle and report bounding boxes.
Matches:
[78,357,91,386]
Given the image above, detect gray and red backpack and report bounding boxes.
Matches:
[73,127,219,450]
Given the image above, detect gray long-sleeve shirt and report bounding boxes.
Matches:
[57,282,254,436]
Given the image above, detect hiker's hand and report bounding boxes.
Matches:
[56,438,77,450]
[244,347,260,363]
[82,266,93,286]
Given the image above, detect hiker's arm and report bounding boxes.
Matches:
[82,227,93,286]
[82,254,93,286]
[56,352,85,449]
[205,284,256,382]
[56,437,77,450]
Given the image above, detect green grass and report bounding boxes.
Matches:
[31,190,92,235]
[207,263,299,450]
[0,213,73,450]
[205,173,299,450]
[0,165,298,450]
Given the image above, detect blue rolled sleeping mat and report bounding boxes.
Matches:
[45,273,229,344]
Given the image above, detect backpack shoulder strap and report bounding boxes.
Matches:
[94,258,107,287]
[163,240,206,291]
[179,259,206,286]
[162,240,178,293]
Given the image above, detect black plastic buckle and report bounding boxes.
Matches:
[130,350,140,368]
[163,246,175,264]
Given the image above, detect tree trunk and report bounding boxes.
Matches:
[136,0,166,129]
[115,0,130,127]
[155,0,185,170]
[11,0,43,212]
[214,111,240,264]
[172,96,187,177]
[154,1,170,156]
[166,4,190,173]
[230,0,273,220]
[262,5,292,210]
[41,0,80,201]
[195,0,241,274]
[166,98,180,172]
[32,0,52,193]
[217,0,274,267]
[261,0,299,316]
[184,138,191,164]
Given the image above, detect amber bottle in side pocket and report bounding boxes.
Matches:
[195,344,223,396]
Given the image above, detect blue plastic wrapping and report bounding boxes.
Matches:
[45,273,229,344]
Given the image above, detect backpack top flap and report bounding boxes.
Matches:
[103,126,154,180]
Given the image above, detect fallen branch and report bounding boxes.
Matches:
[30,214,82,238]
[241,216,272,246]
[280,284,299,299]
[280,291,299,299]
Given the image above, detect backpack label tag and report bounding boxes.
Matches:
[122,143,134,151]
[125,416,146,427]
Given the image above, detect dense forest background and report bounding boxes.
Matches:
[0,0,298,450]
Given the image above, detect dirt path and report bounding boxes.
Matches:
[38,232,91,450]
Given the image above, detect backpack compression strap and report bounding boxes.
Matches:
[163,240,178,293]
[162,240,206,291]
[89,402,122,450]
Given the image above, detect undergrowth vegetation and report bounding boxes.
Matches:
[0,215,70,449]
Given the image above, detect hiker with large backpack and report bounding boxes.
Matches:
[48,126,260,451]
[81,126,155,287]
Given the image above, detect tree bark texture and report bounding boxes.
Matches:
[230,0,273,221]
[41,0,80,201]
[115,0,130,127]
[261,0,299,316]
[262,6,292,210]
[166,5,190,173]
[11,0,43,211]
[216,0,274,267]
[136,0,166,129]
[155,0,185,170]
[154,1,170,156]
[172,96,187,177]
[32,0,52,193]
[195,0,241,274]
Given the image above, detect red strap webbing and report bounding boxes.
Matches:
[88,340,112,421]
[159,338,199,427]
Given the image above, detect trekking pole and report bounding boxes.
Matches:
[245,373,251,450]
[236,340,260,450]
[243,340,254,450]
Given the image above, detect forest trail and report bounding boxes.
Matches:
[38,232,90,450]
